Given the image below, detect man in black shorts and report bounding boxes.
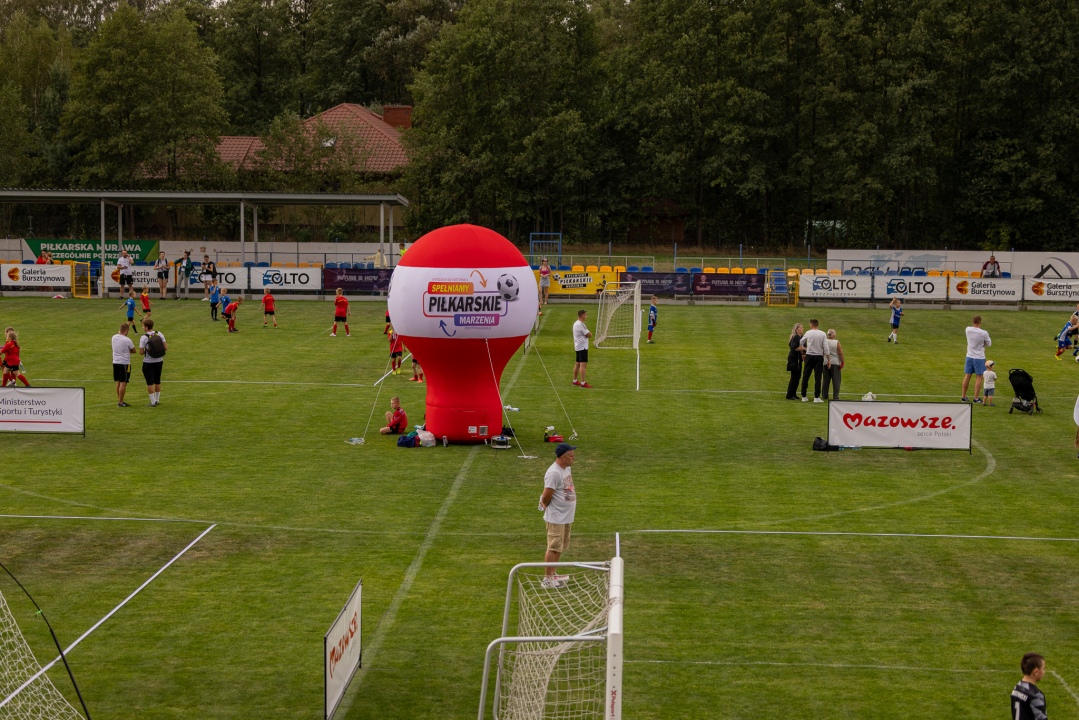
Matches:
[1011,653,1048,720]
[116,249,134,294]
[572,309,593,388]
[111,321,135,407]
[138,317,167,407]
[202,255,218,300]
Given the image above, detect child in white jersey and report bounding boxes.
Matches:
[983,360,997,406]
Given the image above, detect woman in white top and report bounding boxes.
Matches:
[153,252,170,299]
[822,329,845,401]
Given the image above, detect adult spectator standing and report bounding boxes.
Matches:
[201,255,218,301]
[116,249,134,295]
[822,329,845,401]
[785,323,804,400]
[962,315,992,403]
[981,255,1002,278]
[153,251,170,299]
[111,322,135,407]
[35,251,47,264]
[539,443,577,588]
[1010,653,1047,720]
[138,317,167,407]
[174,250,193,299]
[538,258,552,308]
[572,310,593,388]
[799,319,828,403]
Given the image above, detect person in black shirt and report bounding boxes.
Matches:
[1011,652,1048,720]
[785,322,804,400]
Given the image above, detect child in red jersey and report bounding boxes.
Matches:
[1,328,30,387]
[379,396,408,434]
[261,290,277,328]
[410,358,424,383]
[388,326,404,374]
[332,288,350,337]
[384,308,391,335]
[224,297,243,332]
[139,286,152,318]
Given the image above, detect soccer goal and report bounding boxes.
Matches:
[0,587,84,719]
[477,554,624,720]
[71,262,92,298]
[594,281,641,390]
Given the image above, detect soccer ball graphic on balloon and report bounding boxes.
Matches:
[497,273,520,301]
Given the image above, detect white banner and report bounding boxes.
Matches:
[1,264,72,287]
[828,401,971,450]
[249,267,321,291]
[798,274,872,299]
[0,387,84,434]
[185,267,249,291]
[325,578,362,720]
[1025,278,1079,302]
[950,277,1022,301]
[873,275,948,301]
[104,265,159,289]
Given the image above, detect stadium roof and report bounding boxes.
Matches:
[0,189,409,207]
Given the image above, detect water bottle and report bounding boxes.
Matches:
[442,435,448,447]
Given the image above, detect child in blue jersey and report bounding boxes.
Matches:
[219,289,231,323]
[887,298,903,343]
[647,295,658,343]
[209,284,221,321]
[1055,316,1078,359]
[120,291,138,331]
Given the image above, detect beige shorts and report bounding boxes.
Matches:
[546,522,572,554]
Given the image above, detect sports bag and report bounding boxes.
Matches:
[144,332,166,359]
[397,431,419,448]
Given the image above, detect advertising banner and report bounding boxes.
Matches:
[249,267,322,291]
[692,273,765,296]
[619,272,693,296]
[536,270,618,296]
[24,239,160,263]
[104,265,158,289]
[949,277,1022,301]
[798,274,872,299]
[1,264,72,287]
[324,579,362,720]
[827,401,971,450]
[1024,278,1079,302]
[872,275,948,301]
[0,387,85,434]
[324,268,391,293]
[186,266,248,291]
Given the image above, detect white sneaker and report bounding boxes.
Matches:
[813,397,824,403]
[330,333,336,337]
[541,576,565,589]
[801,396,808,402]
[201,297,209,301]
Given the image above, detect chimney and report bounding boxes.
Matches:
[382,105,412,130]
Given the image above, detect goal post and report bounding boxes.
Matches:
[71,263,92,299]
[594,281,641,391]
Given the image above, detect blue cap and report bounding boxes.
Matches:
[555,443,577,458]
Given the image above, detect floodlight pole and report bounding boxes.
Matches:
[253,204,259,264]
[240,200,245,267]
[117,203,122,255]
[389,205,394,266]
[99,200,106,295]
[379,202,385,265]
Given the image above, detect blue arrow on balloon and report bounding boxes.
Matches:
[439,320,457,337]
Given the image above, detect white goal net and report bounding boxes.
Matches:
[594,282,641,391]
[478,557,623,720]
[0,588,83,719]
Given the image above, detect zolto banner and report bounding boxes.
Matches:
[250,267,321,291]
[872,275,948,301]
[950,277,1022,301]
[827,401,971,451]
[24,239,160,263]
[324,268,391,293]
[798,274,872,299]
[619,271,693,295]
[324,578,362,720]
[536,270,618,295]
[692,273,765,296]
[1,264,72,287]
[104,265,158,289]
[0,387,85,434]
[1025,278,1079,301]
[186,266,248,290]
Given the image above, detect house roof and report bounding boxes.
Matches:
[216,104,408,175]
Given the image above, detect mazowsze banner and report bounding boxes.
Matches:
[950,277,1022,301]
[24,239,160,263]
[1,264,72,287]
[872,275,948,301]
[799,274,872,299]
[324,578,362,720]
[692,273,765,296]
[536,269,618,296]
[0,387,85,434]
[250,267,321,291]
[1025,278,1079,301]
[827,401,971,451]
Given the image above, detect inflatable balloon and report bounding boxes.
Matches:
[387,225,539,443]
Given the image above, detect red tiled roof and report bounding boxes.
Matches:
[216,104,407,175]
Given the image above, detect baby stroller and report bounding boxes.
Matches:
[1008,369,1041,415]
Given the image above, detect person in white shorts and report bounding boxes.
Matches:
[539,443,577,588]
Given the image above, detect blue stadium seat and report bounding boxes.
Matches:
[859,269,872,275]
[690,267,703,274]
[1002,271,1011,278]
[626,266,640,272]
[256,262,270,267]
[641,266,654,272]
[192,262,201,268]
[325,262,338,269]
[899,267,913,276]
[885,269,898,276]
[531,265,540,270]
[135,260,147,266]
[675,268,689,273]
[22,260,34,264]
[558,265,571,271]
[341,262,354,270]
[244,262,255,268]
[843,269,855,275]
[912,269,927,276]
[90,260,101,267]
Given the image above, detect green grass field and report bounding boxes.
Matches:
[1,295,1079,719]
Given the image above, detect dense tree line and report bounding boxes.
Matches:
[2,0,1079,249]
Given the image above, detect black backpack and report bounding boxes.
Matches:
[145,332,166,359]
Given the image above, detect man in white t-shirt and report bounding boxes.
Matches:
[572,310,593,388]
[111,321,135,407]
[116,250,133,294]
[962,315,992,403]
[539,443,578,588]
[798,318,830,402]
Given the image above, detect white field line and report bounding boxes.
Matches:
[0,523,216,711]
[1051,670,1079,707]
[0,513,206,524]
[628,659,1013,674]
[630,529,1079,543]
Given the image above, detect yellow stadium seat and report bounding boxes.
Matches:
[703,267,716,274]
[572,265,585,272]
[730,267,743,274]
[787,269,799,277]
[815,268,828,275]
[802,268,814,275]
[942,271,955,277]
[927,270,941,277]
[716,267,730,274]
[298,262,310,268]
[744,267,757,274]
[285,262,297,268]
[310,262,323,268]
[585,265,599,272]
[271,262,283,267]
[955,270,969,277]
[829,269,841,275]
[599,265,612,272]
[614,265,625,272]
[970,271,981,278]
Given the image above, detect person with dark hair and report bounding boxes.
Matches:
[1011,652,1047,720]
[138,317,167,407]
[982,255,1002,278]
[111,322,134,407]
[116,249,134,294]
[174,250,193,299]
[539,443,577,588]
[572,309,592,388]
[799,319,828,402]
[785,323,804,400]
[154,251,170,299]
[962,315,991,403]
